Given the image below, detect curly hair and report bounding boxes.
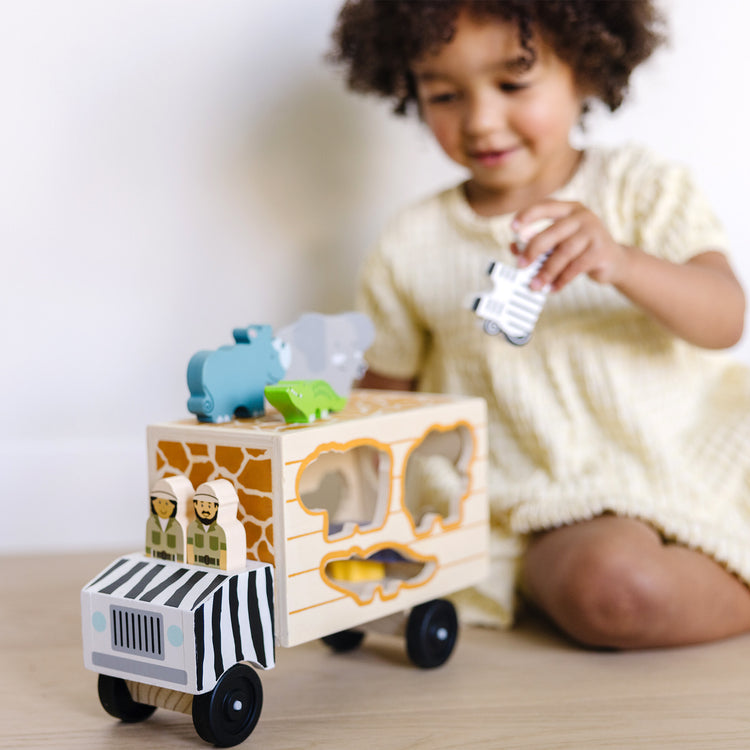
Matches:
[329,0,666,116]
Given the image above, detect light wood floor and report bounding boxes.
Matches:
[4,550,750,749]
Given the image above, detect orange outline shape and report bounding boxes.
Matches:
[293,438,394,543]
[399,420,477,537]
[321,542,437,606]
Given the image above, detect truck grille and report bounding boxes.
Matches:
[110,605,164,660]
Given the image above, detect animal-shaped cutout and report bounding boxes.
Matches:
[186,479,247,571]
[265,379,347,424]
[187,325,290,422]
[145,475,194,563]
[277,312,374,397]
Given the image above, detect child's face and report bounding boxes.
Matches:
[412,12,584,213]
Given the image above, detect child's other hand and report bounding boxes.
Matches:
[512,200,628,292]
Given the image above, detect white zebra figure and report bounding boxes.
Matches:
[471,249,552,345]
[470,221,554,345]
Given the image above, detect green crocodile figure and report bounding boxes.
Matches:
[264,379,348,424]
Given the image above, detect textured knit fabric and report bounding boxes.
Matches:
[357,144,750,627]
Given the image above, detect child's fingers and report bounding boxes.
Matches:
[518,214,581,265]
[514,201,622,290]
[549,251,593,291]
[512,200,579,238]
[531,235,590,290]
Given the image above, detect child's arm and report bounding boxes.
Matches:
[513,200,746,350]
[358,370,416,391]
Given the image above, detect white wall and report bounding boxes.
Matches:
[2,0,747,554]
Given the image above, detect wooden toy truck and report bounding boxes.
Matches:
[81,389,489,746]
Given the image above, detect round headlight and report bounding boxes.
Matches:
[92,611,106,633]
[167,624,184,647]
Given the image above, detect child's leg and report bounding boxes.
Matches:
[521,515,750,649]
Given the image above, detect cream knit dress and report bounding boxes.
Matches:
[357,144,750,627]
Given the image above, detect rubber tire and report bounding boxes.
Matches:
[97,674,156,723]
[321,629,365,653]
[192,663,263,747]
[406,599,459,669]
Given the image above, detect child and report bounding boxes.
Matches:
[330,0,750,649]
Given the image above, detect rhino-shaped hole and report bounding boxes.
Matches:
[403,426,473,533]
[298,445,390,538]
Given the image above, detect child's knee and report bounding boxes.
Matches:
[555,545,667,648]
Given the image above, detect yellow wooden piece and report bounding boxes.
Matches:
[327,559,386,582]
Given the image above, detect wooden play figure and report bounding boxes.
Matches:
[277,311,374,397]
[264,379,348,423]
[470,252,552,344]
[470,221,554,345]
[186,325,290,423]
[145,476,193,563]
[186,479,247,571]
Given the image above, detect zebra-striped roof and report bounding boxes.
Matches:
[84,553,271,612]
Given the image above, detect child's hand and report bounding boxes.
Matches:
[512,200,628,292]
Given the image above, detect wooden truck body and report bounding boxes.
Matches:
[81,389,489,745]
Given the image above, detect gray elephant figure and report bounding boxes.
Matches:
[277,312,374,397]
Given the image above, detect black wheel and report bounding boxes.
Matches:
[322,629,365,653]
[97,674,156,723]
[406,599,459,669]
[192,663,263,747]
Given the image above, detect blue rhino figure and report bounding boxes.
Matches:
[187,325,290,423]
